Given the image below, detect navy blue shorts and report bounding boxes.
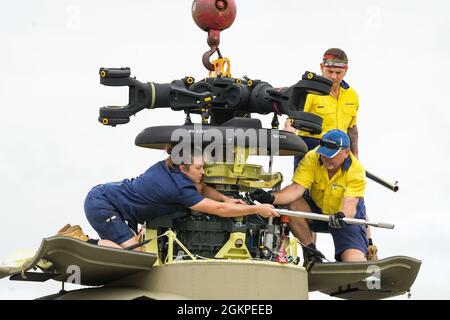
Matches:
[294,137,320,170]
[84,185,135,244]
[304,195,369,261]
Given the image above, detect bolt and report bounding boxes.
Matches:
[235,239,243,248]
[216,0,226,11]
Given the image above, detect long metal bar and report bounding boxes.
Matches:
[275,209,394,230]
[366,170,399,192]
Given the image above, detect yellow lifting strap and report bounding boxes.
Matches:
[209,57,232,78]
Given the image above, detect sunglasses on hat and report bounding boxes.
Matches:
[319,139,348,150]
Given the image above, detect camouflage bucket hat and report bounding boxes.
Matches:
[322,48,348,68]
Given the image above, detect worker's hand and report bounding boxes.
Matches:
[328,212,346,229]
[254,204,280,218]
[224,197,246,204]
[248,188,275,204]
[282,118,297,134]
[367,244,379,261]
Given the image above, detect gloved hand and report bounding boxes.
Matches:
[328,212,346,229]
[248,188,275,204]
[367,244,379,261]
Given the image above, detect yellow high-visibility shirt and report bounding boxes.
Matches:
[299,81,359,139]
[292,149,366,214]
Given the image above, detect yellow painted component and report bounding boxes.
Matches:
[165,231,175,264]
[233,146,250,175]
[208,57,232,78]
[202,176,238,185]
[236,78,242,84]
[247,79,253,87]
[162,230,196,265]
[186,77,194,84]
[205,96,212,102]
[205,163,265,178]
[144,229,157,252]
[36,259,54,270]
[102,118,109,125]
[290,237,298,258]
[144,228,162,266]
[171,233,196,261]
[100,70,106,78]
[238,173,282,189]
[307,72,314,79]
[215,232,252,260]
[203,163,283,190]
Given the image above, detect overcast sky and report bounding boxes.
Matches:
[1,0,449,299]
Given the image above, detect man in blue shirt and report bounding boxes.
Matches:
[81,150,279,250]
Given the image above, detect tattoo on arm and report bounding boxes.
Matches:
[348,126,359,157]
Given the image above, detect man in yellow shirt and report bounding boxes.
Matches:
[284,48,359,169]
[249,129,368,263]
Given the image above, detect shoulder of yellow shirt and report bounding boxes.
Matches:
[342,82,359,99]
[305,83,358,104]
[306,150,365,178]
[347,153,366,178]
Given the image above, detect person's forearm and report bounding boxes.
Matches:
[341,197,358,218]
[214,202,257,217]
[273,183,305,205]
[348,126,359,158]
[342,208,357,218]
[273,192,293,205]
[201,185,228,202]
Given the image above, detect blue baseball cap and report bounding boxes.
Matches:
[317,129,350,158]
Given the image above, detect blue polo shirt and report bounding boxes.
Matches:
[101,160,204,226]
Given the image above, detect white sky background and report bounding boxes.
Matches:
[0,0,449,299]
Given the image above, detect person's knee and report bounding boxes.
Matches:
[288,216,315,245]
[288,216,308,228]
[340,248,366,262]
[98,239,123,249]
[119,235,140,248]
[288,198,315,230]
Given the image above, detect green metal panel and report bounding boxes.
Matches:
[308,256,421,300]
[1,236,157,286]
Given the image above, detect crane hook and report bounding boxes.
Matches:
[202,45,218,72]
[192,0,237,72]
